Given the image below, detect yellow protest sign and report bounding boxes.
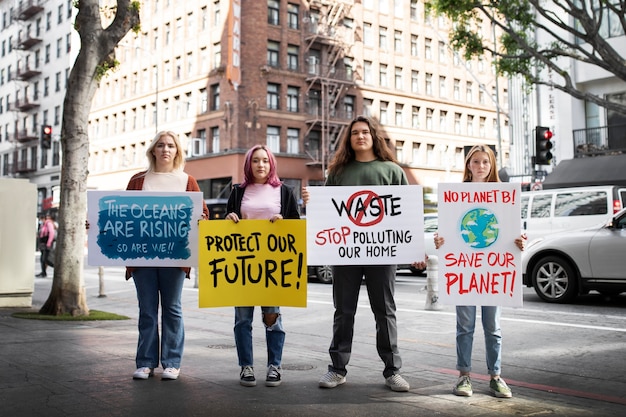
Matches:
[198,219,307,307]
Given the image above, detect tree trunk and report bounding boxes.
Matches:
[39,0,140,316]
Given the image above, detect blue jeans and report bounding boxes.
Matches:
[456,305,502,376]
[234,306,285,368]
[132,267,186,369]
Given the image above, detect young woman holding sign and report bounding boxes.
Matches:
[126,131,208,381]
[432,144,525,398]
[317,116,411,392]
[224,144,301,387]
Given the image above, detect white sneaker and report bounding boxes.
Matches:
[162,367,180,380]
[132,367,153,380]
[319,370,346,388]
[385,374,410,392]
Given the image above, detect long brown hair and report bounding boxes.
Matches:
[327,115,397,176]
[463,144,500,182]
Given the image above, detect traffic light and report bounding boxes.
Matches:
[535,126,553,165]
[41,125,52,149]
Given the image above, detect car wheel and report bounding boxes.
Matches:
[531,255,578,303]
[316,265,333,284]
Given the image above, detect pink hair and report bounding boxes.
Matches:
[240,145,282,187]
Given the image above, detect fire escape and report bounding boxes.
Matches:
[302,0,356,175]
[10,0,44,175]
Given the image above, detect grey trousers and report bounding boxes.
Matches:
[327,264,402,378]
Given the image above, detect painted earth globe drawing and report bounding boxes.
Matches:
[459,208,499,248]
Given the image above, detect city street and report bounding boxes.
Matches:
[3,260,624,416]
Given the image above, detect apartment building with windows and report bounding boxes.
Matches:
[86,0,509,204]
[0,0,75,214]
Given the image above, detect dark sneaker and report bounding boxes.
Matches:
[240,365,256,387]
[319,370,346,388]
[265,364,282,387]
[453,375,473,396]
[132,367,154,380]
[385,374,410,392]
[35,273,47,278]
[490,377,512,398]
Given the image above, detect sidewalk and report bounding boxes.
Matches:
[1,262,623,417]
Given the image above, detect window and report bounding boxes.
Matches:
[379,64,388,87]
[425,38,432,60]
[287,86,299,112]
[287,4,299,29]
[364,61,373,85]
[268,0,279,25]
[267,41,279,67]
[267,83,279,110]
[394,30,402,52]
[379,27,388,50]
[467,115,474,136]
[363,98,373,117]
[267,126,280,153]
[555,191,608,216]
[410,0,418,20]
[213,42,221,69]
[380,101,388,125]
[55,72,61,92]
[395,104,403,126]
[438,41,447,63]
[56,38,62,58]
[411,71,419,93]
[394,67,402,90]
[410,35,418,56]
[411,106,419,128]
[287,45,299,70]
[479,117,486,137]
[466,81,473,102]
[455,113,462,134]
[287,128,299,154]
[344,95,355,119]
[210,84,220,111]
[425,73,432,95]
[396,140,404,162]
[439,110,447,132]
[211,127,220,153]
[363,23,373,47]
[200,88,208,113]
[426,108,433,130]
[439,76,446,97]
[454,79,460,100]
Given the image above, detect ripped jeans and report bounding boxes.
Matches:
[234,306,285,368]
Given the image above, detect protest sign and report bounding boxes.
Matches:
[306,185,424,265]
[87,190,203,266]
[198,219,307,307]
[436,183,522,307]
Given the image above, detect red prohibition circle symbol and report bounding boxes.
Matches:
[346,190,385,227]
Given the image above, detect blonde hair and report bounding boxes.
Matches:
[145,130,186,171]
[463,145,500,182]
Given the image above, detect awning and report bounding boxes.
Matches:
[542,154,626,189]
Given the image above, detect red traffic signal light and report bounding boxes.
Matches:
[41,125,53,149]
[535,126,553,165]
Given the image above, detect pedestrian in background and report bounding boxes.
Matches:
[224,144,301,387]
[36,213,56,278]
[318,115,411,392]
[433,144,526,398]
[125,130,208,381]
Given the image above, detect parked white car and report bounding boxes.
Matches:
[521,208,626,303]
[397,213,438,275]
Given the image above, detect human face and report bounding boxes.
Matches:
[152,134,178,171]
[467,151,491,182]
[250,148,270,184]
[349,121,374,157]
